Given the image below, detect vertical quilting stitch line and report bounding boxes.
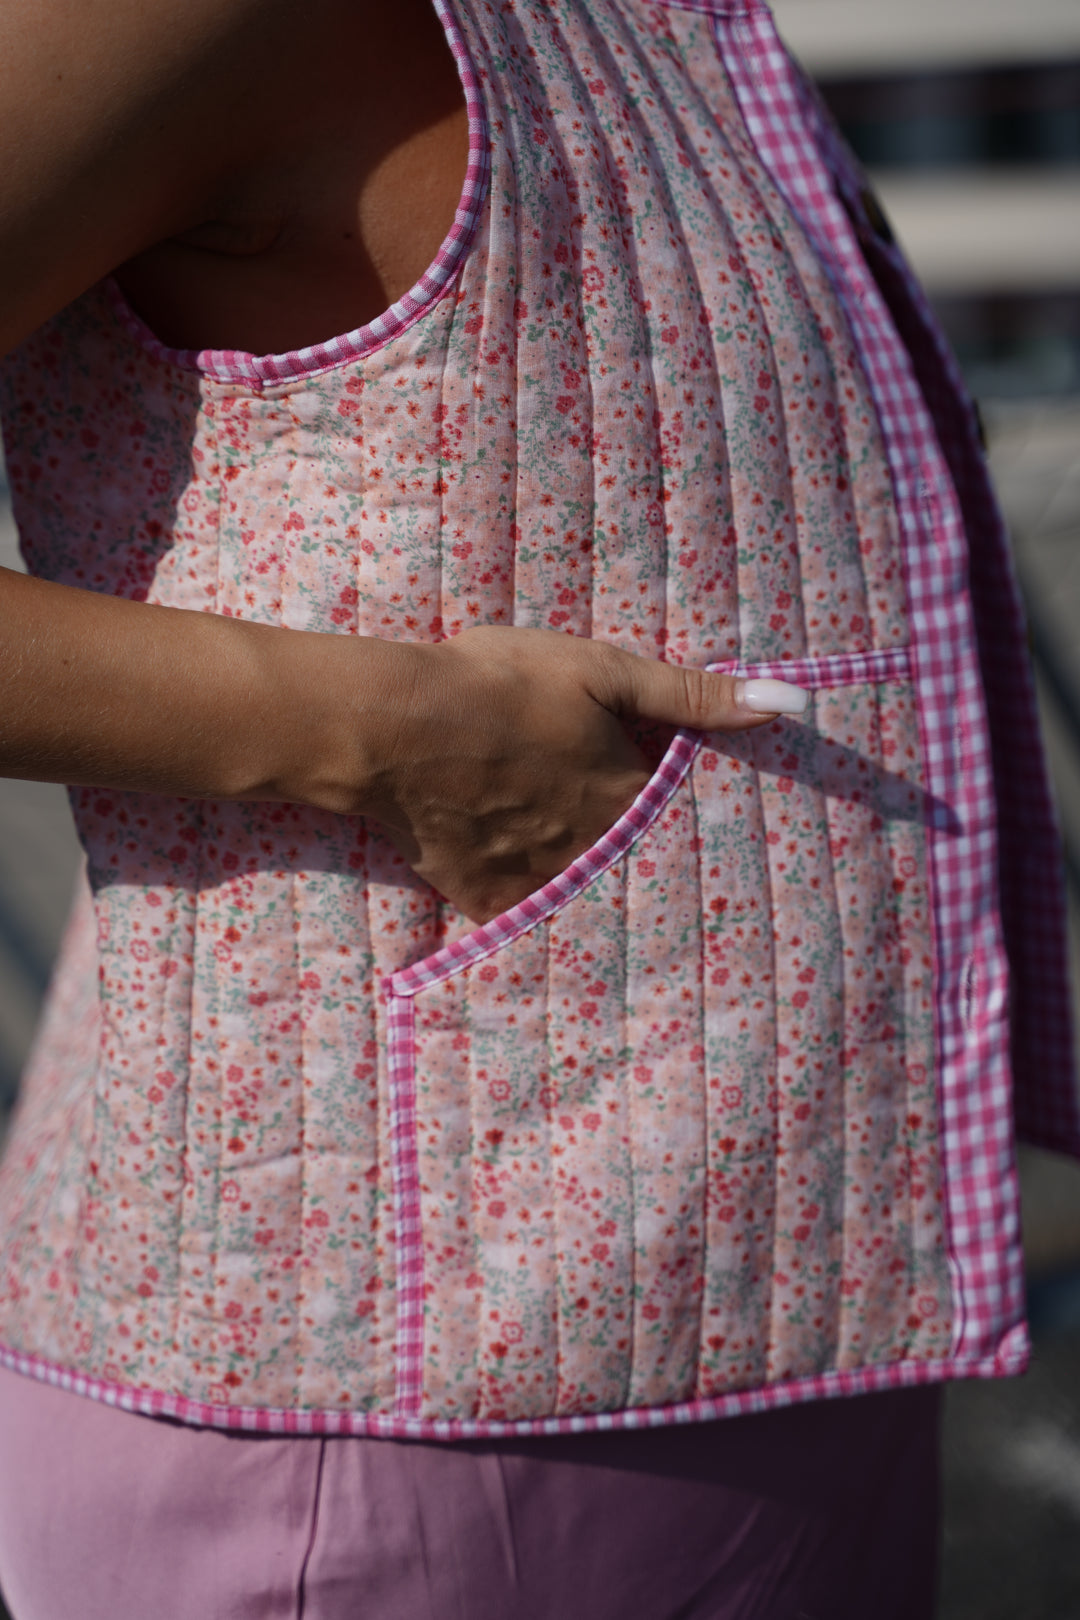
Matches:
[757,737,783,1381]
[705,16,821,663]
[543,922,564,1414]
[292,870,308,1409]
[884,673,923,1363]
[464,945,483,1418]
[686,770,709,1396]
[206,383,228,1403]
[542,2,688,653]
[167,840,200,1371]
[823,701,857,1371]
[386,985,424,1418]
[620,845,638,1412]
[497,1,603,642]
[588,5,736,651]
[611,5,751,663]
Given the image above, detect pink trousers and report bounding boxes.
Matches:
[0,1364,940,1619]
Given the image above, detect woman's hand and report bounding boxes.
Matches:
[330,625,806,923]
[0,572,805,925]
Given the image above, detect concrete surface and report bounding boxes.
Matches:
[770,0,1080,76]
[870,169,1080,295]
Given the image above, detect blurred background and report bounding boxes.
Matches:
[0,1,1079,1615]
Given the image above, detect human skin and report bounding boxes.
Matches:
[0,0,794,922]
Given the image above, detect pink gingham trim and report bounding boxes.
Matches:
[791,80,1079,1158]
[711,4,1030,1364]
[385,644,913,1418]
[104,0,490,387]
[386,991,423,1416]
[0,1330,1024,1439]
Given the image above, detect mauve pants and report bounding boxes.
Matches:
[0,1365,940,1619]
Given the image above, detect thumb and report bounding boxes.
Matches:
[598,651,809,732]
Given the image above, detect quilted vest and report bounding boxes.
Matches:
[0,0,1074,1436]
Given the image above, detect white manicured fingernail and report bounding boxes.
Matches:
[736,678,810,716]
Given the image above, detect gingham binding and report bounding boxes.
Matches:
[708,0,1033,1366]
[104,0,490,388]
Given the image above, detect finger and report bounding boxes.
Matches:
[598,652,809,732]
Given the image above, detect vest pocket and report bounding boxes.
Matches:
[385,646,952,1425]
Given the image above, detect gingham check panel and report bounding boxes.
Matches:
[106,0,490,388]
[711,0,1033,1361]
[795,88,1079,1159]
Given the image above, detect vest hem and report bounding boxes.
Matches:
[0,1334,1025,1439]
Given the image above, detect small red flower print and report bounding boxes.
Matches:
[638,859,656,877]
[488,1201,506,1220]
[633,1065,653,1086]
[503,1321,524,1344]
[591,1243,610,1262]
[661,326,679,345]
[791,990,809,1010]
[793,1225,811,1241]
[489,1079,511,1102]
[538,1087,558,1109]
[581,266,605,294]
[582,1112,602,1132]
[224,1302,243,1321]
[221,1180,240,1203]
[721,1085,743,1109]
[130,939,150,962]
[478,963,499,983]
[642,1302,661,1321]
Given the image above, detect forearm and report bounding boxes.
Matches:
[0,566,416,810]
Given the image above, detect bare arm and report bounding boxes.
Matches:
[0,0,336,354]
[0,567,802,918]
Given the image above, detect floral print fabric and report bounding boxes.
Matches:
[0,0,951,1428]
